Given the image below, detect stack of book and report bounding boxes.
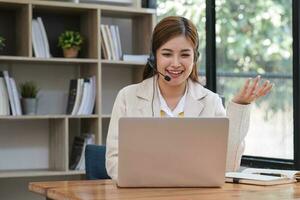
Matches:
[0,71,22,116]
[66,76,96,115]
[69,133,95,170]
[100,24,122,60]
[32,17,51,58]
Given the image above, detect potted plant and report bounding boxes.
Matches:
[58,31,84,58]
[20,81,39,115]
[0,35,5,51]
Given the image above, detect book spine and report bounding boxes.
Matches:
[66,79,78,114]
[3,71,16,115]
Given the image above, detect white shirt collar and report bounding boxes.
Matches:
[157,83,187,117]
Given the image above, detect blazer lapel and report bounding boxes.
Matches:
[184,79,208,117]
[136,76,160,117]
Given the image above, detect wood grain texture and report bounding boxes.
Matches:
[29,180,300,200]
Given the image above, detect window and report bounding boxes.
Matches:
[157,0,296,167]
[216,0,293,160]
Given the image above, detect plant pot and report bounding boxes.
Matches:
[63,47,79,58]
[21,98,38,115]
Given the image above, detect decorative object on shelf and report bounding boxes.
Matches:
[58,30,84,58]
[20,81,39,115]
[0,35,5,51]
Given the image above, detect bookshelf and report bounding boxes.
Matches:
[0,0,155,179]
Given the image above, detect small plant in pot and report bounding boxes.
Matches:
[20,81,39,115]
[0,35,6,51]
[58,31,83,58]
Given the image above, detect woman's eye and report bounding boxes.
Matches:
[162,53,171,57]
[182,54,191,57]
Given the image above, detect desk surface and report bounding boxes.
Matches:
[29,180,300,200]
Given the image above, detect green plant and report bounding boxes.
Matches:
[20,81,39,98]
[0,36,5,50]
[58,31,84,50]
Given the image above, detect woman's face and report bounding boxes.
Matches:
[156,35,194,87]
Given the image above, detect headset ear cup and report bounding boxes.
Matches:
[149,53,156,68]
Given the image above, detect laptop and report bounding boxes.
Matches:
[117,117,229,187]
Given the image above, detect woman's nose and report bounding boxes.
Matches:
[171,56,181,67]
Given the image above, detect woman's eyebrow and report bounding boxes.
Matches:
[161,49,192,52]
[161,48,172,52]
[181,49,192,52]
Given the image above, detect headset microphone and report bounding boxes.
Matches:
[147,57,171,82]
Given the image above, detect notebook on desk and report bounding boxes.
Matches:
[226,167,300,186]
[117,117,229,187]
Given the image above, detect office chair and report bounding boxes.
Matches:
[85,144,111,180]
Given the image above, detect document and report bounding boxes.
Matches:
[225,168,299,186]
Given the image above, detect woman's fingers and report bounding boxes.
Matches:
[259,83,273,97]
[254,80,270,97]
[240,78,251,96]
[246,76,260,98]
[232,75,273,105]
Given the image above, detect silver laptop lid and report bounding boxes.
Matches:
[118,117,229,187]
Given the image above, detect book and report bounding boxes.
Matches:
[3,71,16,115]
[37,17,51,58]
[77,79,90,115]
[0,72,9,115]
[115,25,122,60]
[100,30,108,59]
[71,78,84,115]
[226,168,300,186]
[69,136,85,170]
[105,25,117,60]
[86,76,96,114]
[10,78,22,115]
[69,133,95,170]
[75,133,95,170]
[100,25,112,60]
[31,19,41,57]
[66,79,78,114]
[32,19,45,57]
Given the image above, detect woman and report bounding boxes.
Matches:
[106,16,273,180]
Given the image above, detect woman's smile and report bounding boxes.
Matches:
[165,69,185,79]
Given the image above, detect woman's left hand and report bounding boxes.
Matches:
[232,75,273,105]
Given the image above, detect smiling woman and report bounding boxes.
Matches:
[105,16,272,181]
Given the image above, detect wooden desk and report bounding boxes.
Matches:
[29,180,300,200]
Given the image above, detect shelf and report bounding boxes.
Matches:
[101,114,111,118]
[0,114,99,120]
[0,56,98,63]
[0,169,85,178]
[29,0,156,15]
[101,60,146,66]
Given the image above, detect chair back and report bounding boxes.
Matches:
[85,144,110,180]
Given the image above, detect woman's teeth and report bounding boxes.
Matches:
[167,70,183,75]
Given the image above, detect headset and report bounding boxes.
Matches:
[147,53,171,82]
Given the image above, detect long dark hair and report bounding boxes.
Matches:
[143,16,200,82]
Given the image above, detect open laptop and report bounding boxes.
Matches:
[117,117,229,187]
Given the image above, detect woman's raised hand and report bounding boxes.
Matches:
[232,75,273,105]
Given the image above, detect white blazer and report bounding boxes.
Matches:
[106,76,251,180]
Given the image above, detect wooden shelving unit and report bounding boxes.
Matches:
[0,0,155,179]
